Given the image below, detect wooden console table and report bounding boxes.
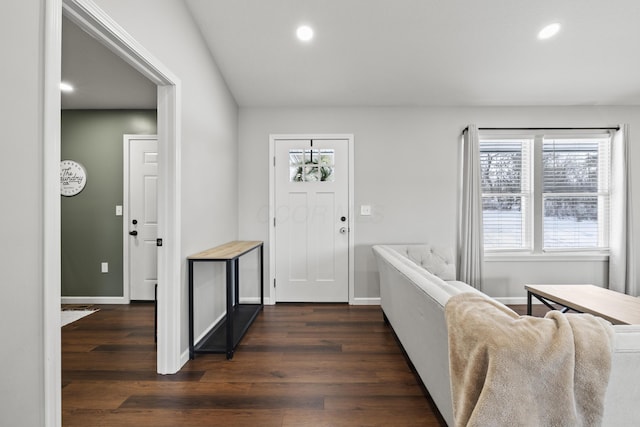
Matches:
[188,241,264,359]
[525,284,640,325]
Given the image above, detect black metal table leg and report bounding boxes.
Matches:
[259,244,264,305]
[234,258,240,308]
[188,260,195,360]
[226,259,235,359]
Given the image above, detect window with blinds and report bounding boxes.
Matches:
[543,138,610,249]
[479,132,611,253]
[480,139,532,250]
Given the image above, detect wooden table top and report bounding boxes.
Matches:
[525,284,640,325]
[188,241,263,260]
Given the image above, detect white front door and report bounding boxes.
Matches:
[125,135,158,301]
[274,138,350,302]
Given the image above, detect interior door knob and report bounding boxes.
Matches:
[339,227,347,234]
[129,230,138,236]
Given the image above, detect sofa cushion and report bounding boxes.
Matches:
[391,245,456,280]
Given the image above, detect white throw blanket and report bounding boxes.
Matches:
[445,293,614,427]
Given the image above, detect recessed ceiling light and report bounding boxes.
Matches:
[60,82,74,92]
[296,25,314,42]
[538,23,561,40]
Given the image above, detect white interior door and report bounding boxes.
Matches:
[274,138,349,302]
[126,135,158,301]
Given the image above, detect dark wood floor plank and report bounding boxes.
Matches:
[325,395,432,410]
[62,353,157,371]
[64,381,255,410]
[120,394,324,410]
[63,409,286,427]
[92,344,158,352]
[63,369,206,382]
[247,381,427,397]
[239,343,343,353]
[282,408,444,427]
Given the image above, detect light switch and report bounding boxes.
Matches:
[101,262,108,273]
[361,205,372,216]
[116,205,123,216]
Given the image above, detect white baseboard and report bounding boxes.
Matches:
[351,297,381,306]
[239,297,262,304]
[180,349,190,367]
[262,297,380,306]
[495,296,542,305]
[61,296,129,304]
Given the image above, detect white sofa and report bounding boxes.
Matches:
[373,244,640,427]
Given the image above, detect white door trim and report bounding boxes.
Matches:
[45,1,183,423]
[43,2,63,425]
[269,134,355,305]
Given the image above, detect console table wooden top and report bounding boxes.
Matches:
[188,241,263,260]
[525,284,640,325]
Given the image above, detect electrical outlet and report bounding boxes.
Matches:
[115,205,123,216]
[101,262,108,273]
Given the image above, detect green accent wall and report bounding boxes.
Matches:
[61,110,157,297]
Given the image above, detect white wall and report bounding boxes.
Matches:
[92,0,239,353]
[0,1,48,425]
[238,106,640,302]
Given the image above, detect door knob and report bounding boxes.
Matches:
[339,227,347,234]
[129,230,138,236]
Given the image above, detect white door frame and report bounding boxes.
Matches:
[45,0,182,424]
[123,134,158,302]
[269,134,355,305]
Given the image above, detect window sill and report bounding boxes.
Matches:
[485,252,609,262]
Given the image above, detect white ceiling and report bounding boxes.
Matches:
[62,0,640,109]
[186,0,640,107]
[61,16,156,110]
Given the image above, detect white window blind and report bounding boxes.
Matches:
[542,138,610,249]
[480,139,532,250]
[479,131,612,253]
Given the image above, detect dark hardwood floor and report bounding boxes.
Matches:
[62,303,447,426]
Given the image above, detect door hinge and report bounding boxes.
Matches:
[273,156,276,167]
[274,278,276,288]
[273,217,276,227]
[156,238,163,247]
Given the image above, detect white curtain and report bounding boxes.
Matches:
[458,125,484,289]
[609,124,636,295]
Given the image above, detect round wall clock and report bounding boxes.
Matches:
[60,160,87,197]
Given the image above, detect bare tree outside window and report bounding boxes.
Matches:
[480,141,529,249]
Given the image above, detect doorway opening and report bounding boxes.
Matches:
[59,0,182,373]
[60,12,157,307]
